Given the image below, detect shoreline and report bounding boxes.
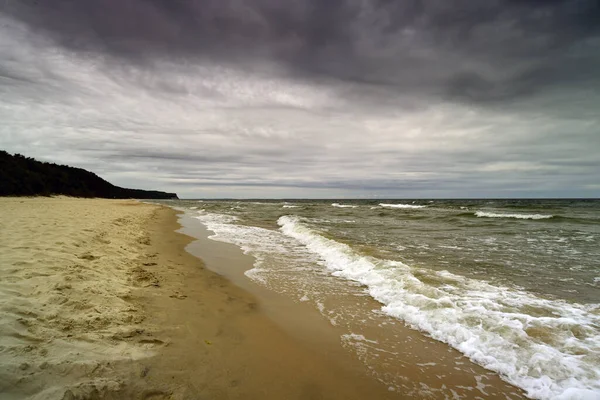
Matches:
[0,198,397,399]
[0,197,527,399]
[176,208,528,399]
[131,204,401,399]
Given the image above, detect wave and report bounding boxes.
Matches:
[332,203,358,208]
[193,208,320,263]
[282,205,299,208]
[278,215,600,400]
[475,211,554,220]
[379,203,426,209]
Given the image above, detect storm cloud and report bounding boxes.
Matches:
[1,0,598,197]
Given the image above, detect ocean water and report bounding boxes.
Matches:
[162,199,599,399]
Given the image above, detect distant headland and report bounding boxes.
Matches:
[0,151,178,199]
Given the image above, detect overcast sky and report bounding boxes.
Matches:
[1,0,599,198]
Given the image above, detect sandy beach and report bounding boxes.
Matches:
[0,197,400,399]
[0,197,527,399]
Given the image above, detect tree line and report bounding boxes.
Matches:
[0,151,178,199]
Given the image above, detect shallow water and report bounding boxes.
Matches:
[157,199,600,399]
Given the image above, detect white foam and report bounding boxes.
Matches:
[244,267,268,285]
[193,211,321,289]
[196,212,238,225]
[342,333,378,344]
[278,215,600,400]
[379,203,426,209]
[417,362,437,367]
[282,205,299,208]
[475,211,554,220]
[332,203,358,208]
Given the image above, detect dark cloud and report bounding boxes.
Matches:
[3,0,600,103]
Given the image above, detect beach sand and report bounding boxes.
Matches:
[0,198,398,399]
[0,197,526,399]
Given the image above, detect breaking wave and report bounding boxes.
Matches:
[332,203,358,208]
[379,203,426,209]
[278,215,600,400]
[475,211,554,220]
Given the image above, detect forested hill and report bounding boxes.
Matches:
[0,151,178,199]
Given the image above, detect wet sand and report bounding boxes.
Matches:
[129,204,401,400]
[0,197,527,399]
[179,211,528,399]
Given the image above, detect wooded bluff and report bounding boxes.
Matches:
[0,151,178,199]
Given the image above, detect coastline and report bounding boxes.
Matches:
[0,197,527,399]
[0,198,396,399]
[138,205,404,399]
[177,208,528,399]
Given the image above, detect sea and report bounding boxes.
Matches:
[156,199,599,399]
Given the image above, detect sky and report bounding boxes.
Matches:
[0,0,599,198]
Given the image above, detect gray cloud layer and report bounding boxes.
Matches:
[1,0,599,197]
